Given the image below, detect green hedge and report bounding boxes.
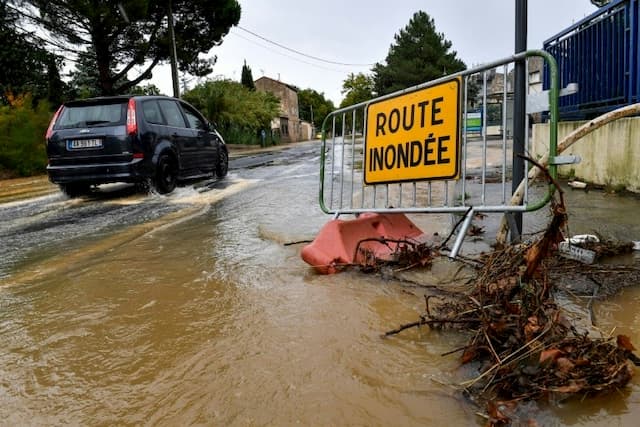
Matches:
[0,95,51,177]
[223,126,280,146]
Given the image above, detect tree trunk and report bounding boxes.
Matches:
[92,22,114,96]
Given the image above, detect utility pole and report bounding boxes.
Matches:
[168,0,180,98]
[512,0,527,242]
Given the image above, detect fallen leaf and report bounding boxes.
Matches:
[617,335,636,351]
[556,357,575,373]
[462,346,478,364]
[490,320,508,333]
[574,358,591,367]
[539,348,563,365]
[524,316,541,341]
[468,224,485,236]
[506,302,521,315]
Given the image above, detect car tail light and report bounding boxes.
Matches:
[126,98,137,134]
[45,105,64,139]
[133,152,144,159]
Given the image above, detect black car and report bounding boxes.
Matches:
[45,95,228,196]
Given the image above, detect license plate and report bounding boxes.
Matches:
[67,139,103,150]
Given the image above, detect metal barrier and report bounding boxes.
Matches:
[318,50,560,258]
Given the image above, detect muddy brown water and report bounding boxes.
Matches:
[1,148,640,425]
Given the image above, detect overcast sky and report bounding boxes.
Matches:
[152,0,599,105]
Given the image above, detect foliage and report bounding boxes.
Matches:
[66,48,161,99]
[66,48,106,99]
[183,79,280,145]
[129,84,162,96]
[0,3,64,105]
[372,11,466,95]
[241,60,255,91]
[336,73,374,135]
[0,94,50,177]
[12,0,241,95]
[340,73,374,108]
[298,88,334,128]
[486,103,503,126]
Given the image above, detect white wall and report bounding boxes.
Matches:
[532,118,640,192]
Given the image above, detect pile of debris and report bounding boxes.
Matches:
[371,192,640,425]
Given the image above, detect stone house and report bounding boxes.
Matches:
[254,76,307,143]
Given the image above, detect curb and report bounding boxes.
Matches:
[227,139,318,158]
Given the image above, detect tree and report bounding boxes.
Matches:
[129,83,162,95]
[11,0,241,95]
[66,48,103,99]
[340,73,374,108]
[241,60,255,90]
[336,73,375,135]
[298,89,334,128]
[0,2,63,105]
[0,93,51,177]
[372,11,466,96]
[183,79,279,144]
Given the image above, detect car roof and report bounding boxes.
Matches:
[64,95,180,107]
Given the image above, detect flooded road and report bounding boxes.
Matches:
[1,141,640,425]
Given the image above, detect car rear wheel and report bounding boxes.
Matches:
[153,154,177,194]
[216,148,228,178]
[60,183,90,198]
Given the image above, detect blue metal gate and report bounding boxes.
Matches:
[544,0,640,119]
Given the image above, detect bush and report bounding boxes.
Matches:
[223,126,281,146]
[0,93,51,177]
[182,79,280,145]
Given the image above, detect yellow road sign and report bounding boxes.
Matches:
[364,78,461,185]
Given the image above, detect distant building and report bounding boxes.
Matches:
[467,57,545,136]
[255,76,310,143]
[527,56,543,94]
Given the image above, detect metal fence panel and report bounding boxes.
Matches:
[318,50,559,257]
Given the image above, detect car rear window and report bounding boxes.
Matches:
[56,102,126,129]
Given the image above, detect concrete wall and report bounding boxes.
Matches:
[300,121,313,140]
[532,117,640,192]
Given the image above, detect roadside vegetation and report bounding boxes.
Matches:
[183,79,281,146]
[0,94,50,178]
